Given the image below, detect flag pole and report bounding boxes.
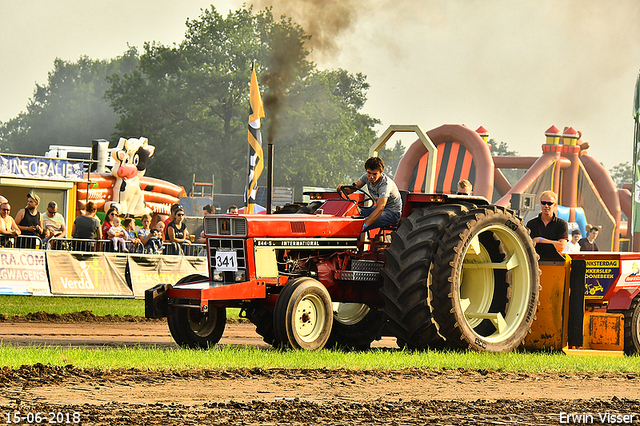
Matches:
[245,62,265,214]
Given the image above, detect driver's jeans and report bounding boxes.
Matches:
[360,207,401,230]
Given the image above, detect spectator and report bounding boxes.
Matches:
[579,226,600,251]
[164,203,182,240]
[108,216,129,252]
[526,190,568,252]
[167,206,190,253]
[15,191,43,237]
[198,204,216,243]
[0,202,21,246]
[227,205,238,214]
[139,214,163,254]
[123,217,141,251]
[102,206,119,238]
[457,179,473,195]
[155,222,165,250]
[563,229,582,253]
[43,201,66,244]
[72,202,102,251]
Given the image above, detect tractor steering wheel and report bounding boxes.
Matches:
[338,184,374,214]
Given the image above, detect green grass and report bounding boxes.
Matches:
[0,345,637,373]
[0,296,240,318]
[0,296,637,374]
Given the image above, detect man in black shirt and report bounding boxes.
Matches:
[526,190,568,252]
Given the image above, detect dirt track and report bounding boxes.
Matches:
[1,319,639,425]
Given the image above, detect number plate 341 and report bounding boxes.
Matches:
[215,250,237,271]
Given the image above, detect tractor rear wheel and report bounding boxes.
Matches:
[325,303,385,350]
[380,204,474,349]
[429,206,539,352]
[273,277,333,350]
[623,296,640,355]
[167,274,227,349]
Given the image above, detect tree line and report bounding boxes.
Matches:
[0,5,631,197]
[0,5,397,198]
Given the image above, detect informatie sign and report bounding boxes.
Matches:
[0,249,50,295]
[0,154,84,181]
[47,251,132,296]
[128,255,207,297]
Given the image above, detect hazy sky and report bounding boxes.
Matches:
[1,0,639,169]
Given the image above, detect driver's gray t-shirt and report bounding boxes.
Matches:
[358,173,402,214]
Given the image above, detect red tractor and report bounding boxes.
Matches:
[146,126,541,352]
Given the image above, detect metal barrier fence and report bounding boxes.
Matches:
[0,235,43,249]
[47,237,206,256]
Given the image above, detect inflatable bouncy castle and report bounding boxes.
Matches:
[394,124,627,251]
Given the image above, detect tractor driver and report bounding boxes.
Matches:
[526,190,568,252]
[337,157,402,232]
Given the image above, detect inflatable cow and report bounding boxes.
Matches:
[105,137,155,217]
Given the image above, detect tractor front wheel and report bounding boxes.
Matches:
[168,307,226,349]
[167,274,227,349]
[273,277,333,350]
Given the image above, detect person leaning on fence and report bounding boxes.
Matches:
[163,203,182,240]
[15,191,43,238]
[167,206,190,254]
[0,202,20,247]
[102,206,119,238]
[138,214,163,254]
[72,201,102,246]
[123,218,141,249]
[42,201,66,246]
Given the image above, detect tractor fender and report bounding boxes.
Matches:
[608,288,640,311]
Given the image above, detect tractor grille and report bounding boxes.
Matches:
[290,222,306,234]
[209,238,246,284]
[204,216,247,237]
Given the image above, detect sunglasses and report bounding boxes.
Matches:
[540,201,555,206]
[1,208,9,212]
[176,213,185,217]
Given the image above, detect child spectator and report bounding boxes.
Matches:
[108,216,129,252]
[139,214,163,254]
[123,218,141,251]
